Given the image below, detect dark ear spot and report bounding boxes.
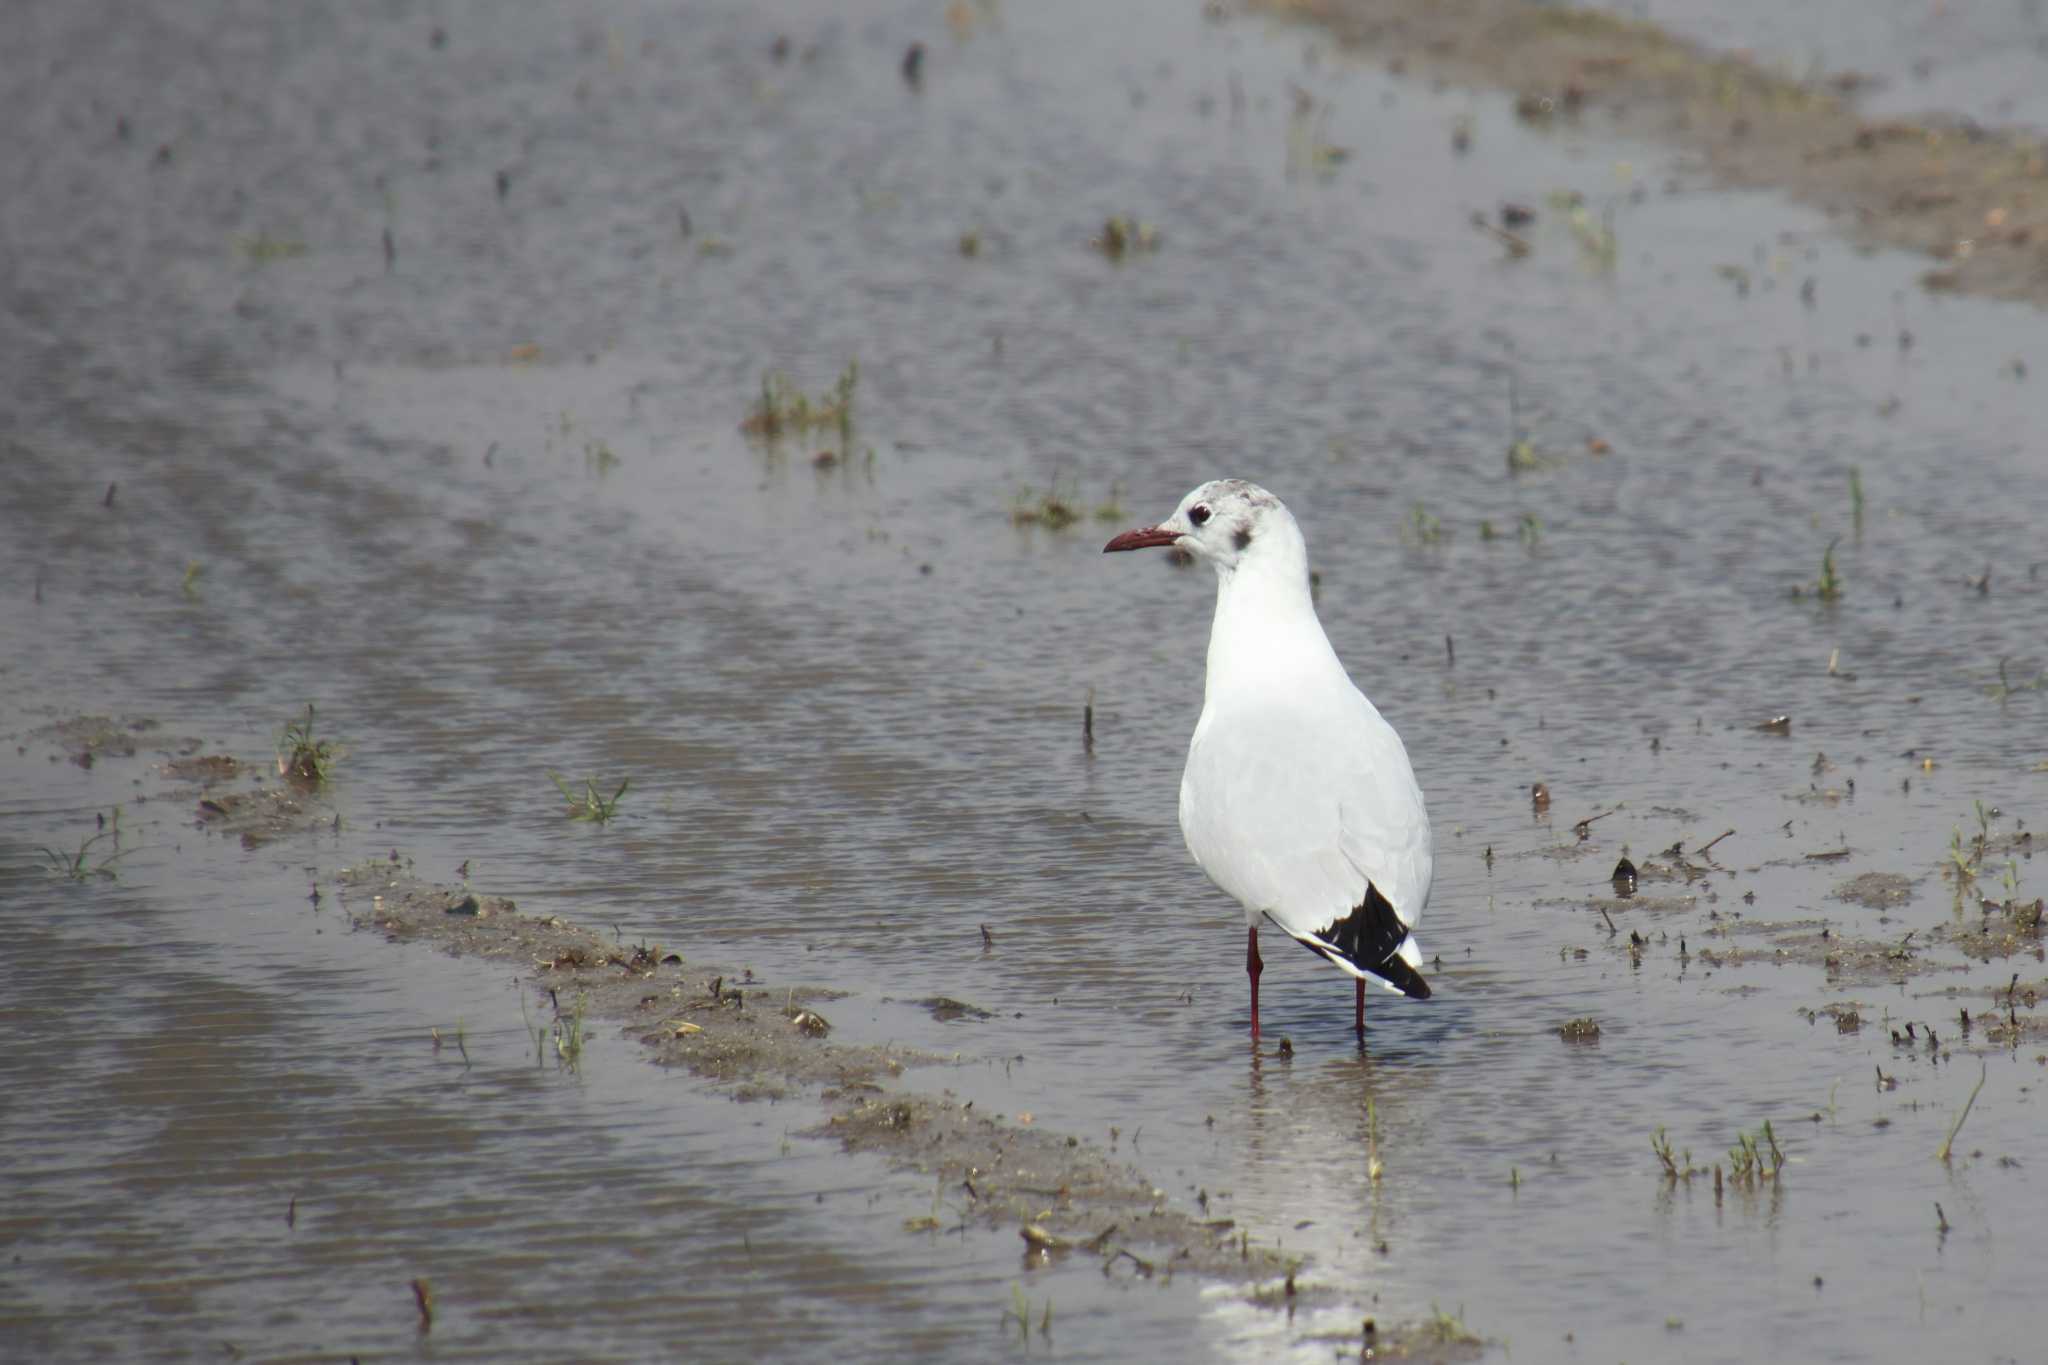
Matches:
[1233,527,1252,551]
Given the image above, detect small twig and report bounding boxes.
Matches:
[1468,212,1531,257]
[1597,904,1619,936]
[1935,1062,1988,1163]
[1697,829,1736,859]
[1573,809,1615,839]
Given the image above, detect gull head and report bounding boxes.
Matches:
[1102,478,1296,574]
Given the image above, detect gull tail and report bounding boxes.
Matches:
[1271,885,1432,1000]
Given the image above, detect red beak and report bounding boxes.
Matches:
[1102,526,1180,553]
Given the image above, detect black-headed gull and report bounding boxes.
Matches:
[1105,479,1433,1041]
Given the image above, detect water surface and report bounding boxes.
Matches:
[3,0,2045,1360]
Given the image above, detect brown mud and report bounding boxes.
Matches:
[30,715,332,849]
[1260,0,2048,307]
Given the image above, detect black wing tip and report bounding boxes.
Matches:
[1310,885,1431,999]
[1375,955,1432,1000]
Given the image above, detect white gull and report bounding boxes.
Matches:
[1105,479,1433,1041]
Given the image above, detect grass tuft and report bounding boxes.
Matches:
[234,232,308,263]
[1936,1063,1987,1164]
[740,360,858,446]
[1010,477,1129,530]
[277,704,338,784]
[1403,503,1445,546]
[549,771,630,823]
[1983,657,2046,701]
[1815,537,1843,602]
[1423,1303,1480,1346]
[1092,483,1126,523]
[1652,1126,1698,1182]
[1092,215,1160,260]
[1566,201,1617,268]
[554,991,589,1068]
[42,808,126,882]
[1725,1119,1786,1185]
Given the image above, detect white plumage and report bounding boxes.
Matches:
[1106,479,1434,1040]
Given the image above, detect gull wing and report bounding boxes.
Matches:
[1179,683,1433,949]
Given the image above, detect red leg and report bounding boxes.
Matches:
[1355,976,1366,1036]
[1246,926,1264,1043]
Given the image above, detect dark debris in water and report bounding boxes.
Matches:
[1943,899,2047,964]
[1832,872,1917,909]
[193,786,325,850]
[164,754,246,784]
[918,996,995,1022]
[34,714,164,767]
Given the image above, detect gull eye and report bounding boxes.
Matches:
[1189,504,1211,527]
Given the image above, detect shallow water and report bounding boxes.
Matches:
[3,0,2046,1360]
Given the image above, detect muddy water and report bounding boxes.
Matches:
[4,0,2046,1359]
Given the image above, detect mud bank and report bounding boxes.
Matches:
[1260,0,2048,307]
[334,862,1474,1356]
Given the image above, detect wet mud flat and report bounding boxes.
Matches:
[1523,797,2047,1011]
[21,672,2046,1360]
[17,696,1490,1356]
[27,714,335,855]
[335,858,1480,1356]
[1260,0,2048,306]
